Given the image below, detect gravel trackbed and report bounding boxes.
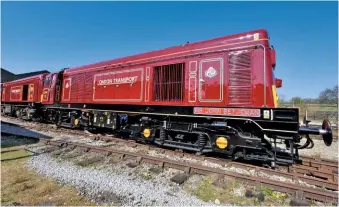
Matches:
[27,154,216,206]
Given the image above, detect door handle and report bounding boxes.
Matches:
[200,79,205,83]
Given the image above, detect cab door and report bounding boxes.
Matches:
[41,74,57,104]
[198,57,224,103]
[28,84,34,102]
[1,84,5,102]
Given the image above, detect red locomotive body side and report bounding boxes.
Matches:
[1,73,49,103]
[1,29,333,168]
[60,29,278,108]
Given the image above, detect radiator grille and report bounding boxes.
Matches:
[77,74,85,101]
[84,73,93,100]
[70,76,78,101]
[153,63,185,102]
[228,50,252,104]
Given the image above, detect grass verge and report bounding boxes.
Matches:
[184,174,290,206]
[1,147,96,206]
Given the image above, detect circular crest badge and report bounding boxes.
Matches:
[65,83,69,89]
[205,67,217,78]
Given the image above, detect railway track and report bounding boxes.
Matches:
[2,117,338,178]
[88,134,339,190]
[300,156,338,172]
[293,156,338,183]
[2,134,339,204]
[33,138,337,203]
[1,117,338,203]
[2,116,338,172]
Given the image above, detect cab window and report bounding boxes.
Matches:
[44,77,51,87]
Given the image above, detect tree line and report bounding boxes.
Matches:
[279,85,338,105]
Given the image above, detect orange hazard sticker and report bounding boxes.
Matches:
[194,107,261,117]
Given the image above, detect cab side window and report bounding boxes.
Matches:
[44,77,51,87]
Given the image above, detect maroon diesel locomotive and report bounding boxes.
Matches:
[1,29,332,167]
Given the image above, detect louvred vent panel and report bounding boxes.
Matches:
[228,50,253,105]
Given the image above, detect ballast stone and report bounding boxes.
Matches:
[126,162,138,168]
[170,173,189,185]
[245,189,254,198]
[27,154,212,206]
[290,198,310,206]
[256,191,265,202]
[149,167,162,174]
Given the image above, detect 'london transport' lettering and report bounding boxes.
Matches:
[11,89,21,93]
[97,76,138,86]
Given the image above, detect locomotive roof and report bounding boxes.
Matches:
[2,73,49,85]
[64,29,269,74]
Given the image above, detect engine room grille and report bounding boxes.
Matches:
[228,50,253,105]
[153,63,185,102]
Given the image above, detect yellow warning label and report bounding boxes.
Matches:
[272,85,279,108]
[216,137,228,149]
[143,128,151,138]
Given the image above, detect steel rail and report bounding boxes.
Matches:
[38,139,338,203]
[2,120,338,191]
[292,165,338,183]
[91,135,339,190]
[300,156,338,170]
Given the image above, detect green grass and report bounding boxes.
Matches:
[1,147,96,206]
[1,149,32,160]
[184,175,291,206]
[194,178,218,202]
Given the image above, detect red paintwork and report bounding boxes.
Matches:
[275,78,282,88]
[1,73,49,103]
[93,69,143,102]
[41,73,58,105]
[270,49,276,67]
[2,29,279,110]
[60,29,277,108]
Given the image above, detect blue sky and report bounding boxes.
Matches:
[1,1,338,99]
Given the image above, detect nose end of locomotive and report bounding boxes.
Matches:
[298,119,333,147]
